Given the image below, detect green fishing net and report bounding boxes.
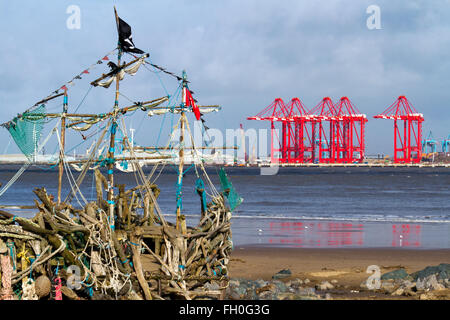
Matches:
[219,167,243,212]
[5,104,46,161]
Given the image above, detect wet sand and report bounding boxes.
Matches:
[229,246,450,299]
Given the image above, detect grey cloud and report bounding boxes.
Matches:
[0,0,449,156]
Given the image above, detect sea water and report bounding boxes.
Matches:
[1,165,449,249]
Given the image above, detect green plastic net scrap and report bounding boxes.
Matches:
[5,104,46,162]
[218,167,243,212]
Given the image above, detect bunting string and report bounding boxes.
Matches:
[126,52,184,82]
[32,48,118,109]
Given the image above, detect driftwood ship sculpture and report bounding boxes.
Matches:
[0,7,241,300]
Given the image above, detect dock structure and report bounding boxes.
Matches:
[248,96,368,165]
[443,135,450,153]
[247,97,317,164]
[422,130,438,154]
[246,95,437,166]
[254,162,450,168]
[332,97,368,163]
[284,98,313,163]
[307,97,336,163]
[374,96,424,164]
[247,98,291,163]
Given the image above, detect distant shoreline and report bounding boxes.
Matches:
[0,154,449,168]
[0,162,450,169]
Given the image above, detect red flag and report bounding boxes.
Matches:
[102,56,109,61]
[185,88,201,120]
[82,70,89,74]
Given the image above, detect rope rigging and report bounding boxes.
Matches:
[0,9,239,301]
[0,35,239,217]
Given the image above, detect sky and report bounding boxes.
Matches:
[0,0,450,157]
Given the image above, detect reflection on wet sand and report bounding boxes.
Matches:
[265,221,423,248]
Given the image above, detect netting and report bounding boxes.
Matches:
[218,167,243,212]
[5,104,46,161]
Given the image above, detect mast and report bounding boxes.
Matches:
[130,127,135,149]
[106,6,121,226]
[57,89,68,204]
[176,70,187,231]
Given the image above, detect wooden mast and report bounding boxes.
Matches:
[176,70,187,231]
[106,6,121,226]
[57,89,68,204]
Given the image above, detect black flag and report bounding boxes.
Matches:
[118,17,145,54]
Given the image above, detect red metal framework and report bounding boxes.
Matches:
[285,98,312,163]
[374,96,424,163]
[248,96,368,164]
[333,97,368,163]
[307,97,337,163]
[247,98,313,163]
[247,98,290,163]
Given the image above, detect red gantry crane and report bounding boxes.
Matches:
[247,98,313,163]
[333,97,368,163]
[247,98,290,163]
[285,98,312,163]
[248,96,369,164]
[374,96,424,163]
[307,97,337,163]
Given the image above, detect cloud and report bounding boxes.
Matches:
[0,0,449,156]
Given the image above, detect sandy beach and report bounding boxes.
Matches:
[228,246,450,299]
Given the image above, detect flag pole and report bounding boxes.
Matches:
[113,6,120,35]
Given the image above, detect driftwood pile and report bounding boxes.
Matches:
[0,169,232,300]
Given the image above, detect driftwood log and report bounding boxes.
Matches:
[0,170,233,300]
